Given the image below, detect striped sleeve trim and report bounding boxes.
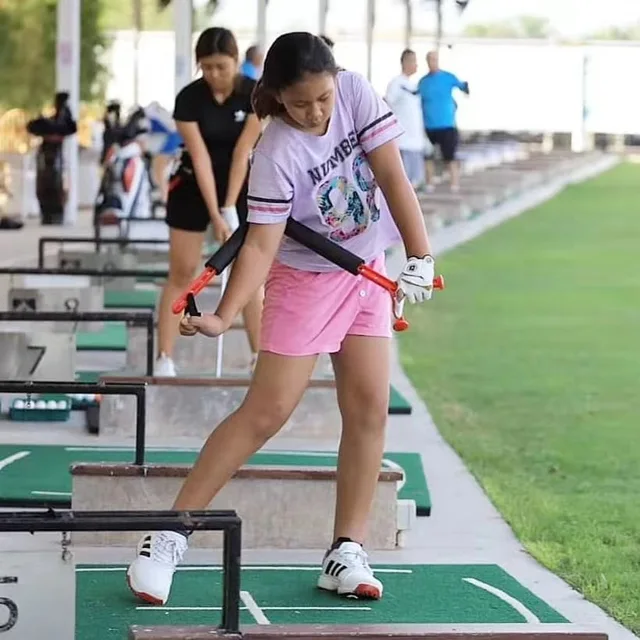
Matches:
[247,194,292,216]
[357,111,398,144]
[247,203,290,215]
[247,194,293,204]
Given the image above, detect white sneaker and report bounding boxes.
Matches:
[126,531,188,605]
[317,541,383,599]
[154,354,177,377]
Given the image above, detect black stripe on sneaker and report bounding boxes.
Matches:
[325,560,335,576]
[334,564,347,577]
[139,549,151,558]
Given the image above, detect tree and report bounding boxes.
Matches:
[587,23,640,41]
[157,0,220,31]
[0,0,108,112]
[462,15,553,39]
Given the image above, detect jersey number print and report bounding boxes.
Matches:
[316,152,380,241]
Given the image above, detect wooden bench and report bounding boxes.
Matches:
[98,375,341,441]
[128,624,608,640]
[70,463,406,549]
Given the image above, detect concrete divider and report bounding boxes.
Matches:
[98,375,342,441]
[7,286,104,332]
[126,322,253,375]
[70,463,405,549]
[0,330,75,380]
[57,249,139,290]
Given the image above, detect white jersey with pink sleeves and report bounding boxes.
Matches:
[247,70,404,272]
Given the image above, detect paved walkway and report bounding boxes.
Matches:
[0,209,95,268]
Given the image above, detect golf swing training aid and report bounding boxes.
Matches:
[284,219,444,331]
[172,219,444,331]
[171,225,248,314]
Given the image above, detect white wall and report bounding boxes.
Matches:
[103,27,640,136]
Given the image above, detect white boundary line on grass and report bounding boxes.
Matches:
[0,451,30,470]
[463,578,540,623]
[240,590,271,625]
[75,566,413,574]
[31,490,71,496]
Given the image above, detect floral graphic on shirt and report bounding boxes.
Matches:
[352,152,380,223]
[315,153,380,242]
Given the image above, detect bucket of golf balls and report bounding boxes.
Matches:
[10,396,72,422]
[67,393,100,409]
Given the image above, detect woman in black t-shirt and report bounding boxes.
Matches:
[156,27,263,376]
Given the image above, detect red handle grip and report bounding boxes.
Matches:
[171,266,217,315]
[358,266,445,332]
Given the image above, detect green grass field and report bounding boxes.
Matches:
[399,162,640,634]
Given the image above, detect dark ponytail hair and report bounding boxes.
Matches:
[252,32,338,120]
[195,26,239,62]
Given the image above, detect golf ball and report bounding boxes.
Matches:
[14,400,24,409]
[35,400,46,410]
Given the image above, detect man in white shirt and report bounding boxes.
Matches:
[385,49,429,189]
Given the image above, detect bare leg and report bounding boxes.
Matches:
[448,160,460,191]
[153,155,171,202]
[424,158,435,188]
[241,286,264,358]
[330,335,390,543]
[157,228,204,358]
[172,351,317,510]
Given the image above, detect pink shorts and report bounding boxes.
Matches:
[260,254,392,356]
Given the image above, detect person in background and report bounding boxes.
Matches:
[154,27,264,376]
[240,44,264,81]
[384,49,426,190]
[101,101,122,165]
[417,50,469,193]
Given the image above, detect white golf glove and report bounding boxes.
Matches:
[220,206,240,232]
[397,255,436,304]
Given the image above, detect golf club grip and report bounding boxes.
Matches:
[172,225,247,315]
[284,219,363,275]
[171,267,216,314]
[204,224,248,272]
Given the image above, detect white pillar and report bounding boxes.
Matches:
[174,0,193,94]
[56,0,80,226]
[318,0,329,36]
[571,50,588,153]
[404,0,413,49]
[132,0,143,105]
[366,0,375,82]
[257,0,268,52]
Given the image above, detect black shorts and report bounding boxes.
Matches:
[165,173,248,233]
[426,127,459,162]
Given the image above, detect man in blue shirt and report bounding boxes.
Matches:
[240,45,264,81]
[418,50,469,192]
